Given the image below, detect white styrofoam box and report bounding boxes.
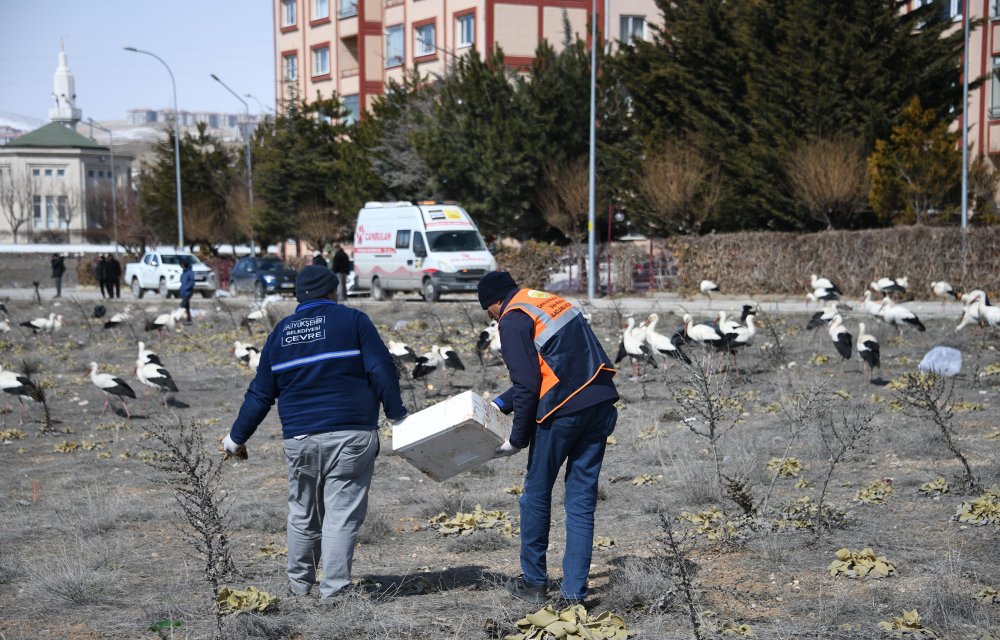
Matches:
[392,390,510,481]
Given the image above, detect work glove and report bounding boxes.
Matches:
[388,413,408,426]
[221,434,248,461]
[493,439,521,458]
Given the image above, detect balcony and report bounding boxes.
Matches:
[338,1,357,18]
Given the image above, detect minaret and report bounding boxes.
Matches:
[48,39,82,127]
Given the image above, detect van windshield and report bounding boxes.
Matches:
[426,230,485,252]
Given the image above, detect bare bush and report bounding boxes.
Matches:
[785,135,869,229]
[893,372,978,491]
[604,554,678,615]
[446,530,510,553]
[815,400,882,535]
[492,241,561,290]
[667,226,1000,296]
[638,141,721,235]
[145,418,240,637]
[540,157,589,292]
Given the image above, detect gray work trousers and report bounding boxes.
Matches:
[283,429,380,598]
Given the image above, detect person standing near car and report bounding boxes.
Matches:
[222,265,407,599]
[477,271,619,607]
[105,254,122,299]
[178,261,195,324]
[95,255,108,299]
[50,253,66,298]
[331,244,350,302]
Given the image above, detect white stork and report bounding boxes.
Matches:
[827,314,853,361]
[0,320,9,333]
[858,291,882,318]
[21,313,60,335]
[137,341,162,366]
[475,321,502,363]
[233,340,261,372]
[975,295,1000,328]
[145,310,180,334]
[103,309,132,331]
[807,302,840,330]
[413,345,465,388]
[0,365,43,425]
[871,277,907,294]
[135,359,178,407]
[810,274,842,295]
[807,288,840,303]
[643,314,692,366]
[86,362,137,418]
[930,281,958,306]
[699,280,720,306]
[615,317,658,379]
[857,322,880,383]
[876,298,926,332]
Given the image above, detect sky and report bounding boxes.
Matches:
[0,0,275,123]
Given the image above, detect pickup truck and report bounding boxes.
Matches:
[124,251,217,299]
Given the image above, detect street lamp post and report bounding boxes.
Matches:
[245,93,274,115]
[960,2,970,263]
[87,119,119,257]
[586,0,598,300]
[124,46,184,249]
[211,73,256,257]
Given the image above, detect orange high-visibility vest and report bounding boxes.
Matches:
[500,289,615,422]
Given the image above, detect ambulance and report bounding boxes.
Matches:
[352,201,497,302]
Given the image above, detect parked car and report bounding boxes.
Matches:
[229,256,298,298]
[125,251,216,299]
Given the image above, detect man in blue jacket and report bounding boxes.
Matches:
[478,271,618,607]
[223,265,408,599]
[178,260,195,324]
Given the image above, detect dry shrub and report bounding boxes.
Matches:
[604,555,678,614]
[611,244,647,295]
[668,226,1000,296]
[357,509,393,545]
[446,530,510,553]
[25,545,123,606]
[493,241,561,290]
[785,135,869,230]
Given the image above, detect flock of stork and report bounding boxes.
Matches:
[0,299,275,426]
[1,273,997,425]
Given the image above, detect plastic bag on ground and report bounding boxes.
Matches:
[919,346,962,377]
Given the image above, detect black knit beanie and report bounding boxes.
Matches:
[477,271,518,309]
[295,265,339,302]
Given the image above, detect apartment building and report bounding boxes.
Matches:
[272,0,658,120]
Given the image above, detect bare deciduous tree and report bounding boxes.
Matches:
[0,166,32,243]
[298,205,347,252]
[785,135,869,229]
[539,157,589,290]
[638,141,721,235]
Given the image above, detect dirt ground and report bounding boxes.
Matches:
[0,291,998,640]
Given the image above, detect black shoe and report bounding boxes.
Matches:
[554,595,593,610]
[504,575,549,605]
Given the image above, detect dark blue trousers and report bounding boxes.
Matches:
[519,401,617,599]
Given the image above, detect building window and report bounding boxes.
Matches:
[32,168,40,176]
[44,168,53,177]
[33,195,41,228]
[57,169,64,176]
[58,196,68,229]
[342,94,360,124]
[88,170,95,178]
[313,46,330,76]
[386,25,404,67]
[282,0,297,27]
[457,14,474,48]
[415,23,436,57]
[620,15,645,45]
[283,53,298,82]
[45,196,55,229]
[314,0,329,20]
[991,57,1000,119]
[338,0,356,19]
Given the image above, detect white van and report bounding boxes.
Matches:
[353,201,497,301]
